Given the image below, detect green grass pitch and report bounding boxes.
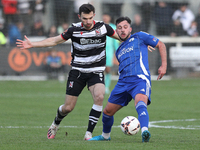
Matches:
[0,78,200,150]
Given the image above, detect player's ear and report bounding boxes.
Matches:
[130,27,132,33]
[78,14,81,19]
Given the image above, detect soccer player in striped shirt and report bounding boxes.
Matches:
[16,3,120,140]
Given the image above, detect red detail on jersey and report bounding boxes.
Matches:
[80,31,83,35]
[60,34,67,41]
[96,30,100,34]
[110,30,115,37]
[63,29,68,34]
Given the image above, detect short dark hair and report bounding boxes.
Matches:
[79,3,95,15]
[116,16,131,25]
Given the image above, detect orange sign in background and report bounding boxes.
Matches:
[8,47,72,72]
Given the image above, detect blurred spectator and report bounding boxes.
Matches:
[102,13,119,94]
[170,18,187,37]
[46,48,62,79]
[172,3,195,33]
[30,0,46,23]
[153,1,173,35]
[30,20,45,36]
[17,0,32,35]
[1,0,17,25]
[187,21,199,37]
[54,0,74,26]
[0,18,6,45]
[8,20,24,46]
[0,31,6,46]
[195,6,200,34]
[0,17,7,35]
[102,0,123,23]
[57,22,69,34]
[140,2,152,32]
[47,25,58,37]
[131,14,146,34]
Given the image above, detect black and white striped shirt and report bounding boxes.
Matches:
[61,21,115,73]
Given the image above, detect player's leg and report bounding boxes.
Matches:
[54,95,78,125]
[129,75,151,142]
[89,80,127,141]
[84,83,105,140]
[135,94,151,142]
[47,70,86,139]
[88,102,122,141]
[47,95,78,139]
[102,102,122,139]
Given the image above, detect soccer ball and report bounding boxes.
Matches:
[120,116,140,135]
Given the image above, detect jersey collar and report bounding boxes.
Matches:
[81,20,96,28]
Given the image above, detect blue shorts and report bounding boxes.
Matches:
[108,75,151,106]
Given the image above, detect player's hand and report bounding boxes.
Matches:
[148,45,155,52]
[157,65,167,80]
[16,35,33,49]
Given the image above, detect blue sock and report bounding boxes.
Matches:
[102,113,114,133]
[135,101,149,129]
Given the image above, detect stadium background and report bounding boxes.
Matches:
[0,0,200,79]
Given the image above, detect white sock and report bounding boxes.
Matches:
[141,127,148,134]
[92,104,103,112]
[102,132,110,139]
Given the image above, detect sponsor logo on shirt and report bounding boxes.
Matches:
[118,46,134,59]
[80,38,102,45]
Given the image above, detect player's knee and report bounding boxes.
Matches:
[94,93,104,104]
[103,107,113,116]
[103,108,109,115]
[135,94,148,106]
[62,105,74,113]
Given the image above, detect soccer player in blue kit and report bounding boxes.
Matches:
[88,16,167,142]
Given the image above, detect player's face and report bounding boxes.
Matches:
[116,20,132,41]
[79,12,95,30]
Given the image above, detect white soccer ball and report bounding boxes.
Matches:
[120,116,140,135]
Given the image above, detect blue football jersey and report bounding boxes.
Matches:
[115,31,159,79]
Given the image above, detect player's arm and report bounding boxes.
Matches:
[105,23,121,41]
[16,35,66,49]
[155,40,167,80]
[110,32,121,41]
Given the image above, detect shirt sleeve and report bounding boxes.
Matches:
[105,24,115,36]
[61,27,73,40]
[139,31,159,47]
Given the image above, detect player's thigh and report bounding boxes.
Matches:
[88,72,105,97]
[66,70,86,96]
[128,77,151,105]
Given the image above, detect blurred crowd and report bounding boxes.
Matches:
[130,2,200,37]
[0,1,200,46]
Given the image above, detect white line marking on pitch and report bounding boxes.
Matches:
[1,119,199,130]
